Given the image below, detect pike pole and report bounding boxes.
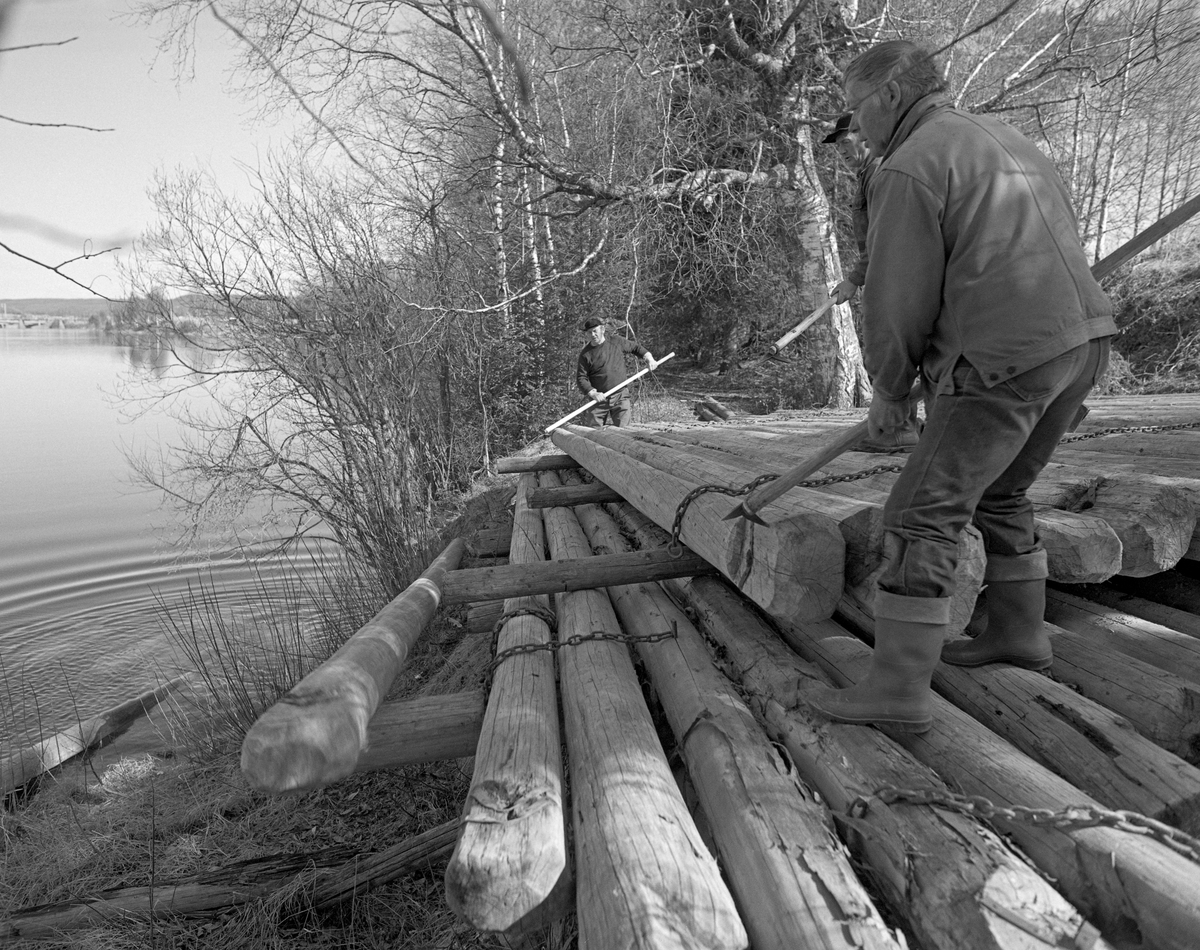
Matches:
[545,352,676,434]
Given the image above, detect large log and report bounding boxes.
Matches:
[576,502,900,950]
[645,425,1123,584]
[440,546,715,605]
[445,475,569,936]
[354,691,485,773]
[653,564,1106,950]
[541,489,747,950]
[832,597,1200,833]
[1064,579,1200,641]
[1043,588,1200,685]
[495,453,580,473]
[527,480,623,509]
[1070,393,1200,428]
[240,538,466,794]
[785,629,1200,950]
[1,677,189,799]
[552,424,846,624]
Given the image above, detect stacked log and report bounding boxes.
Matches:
[540,473,747,949]
[445,474,569,938]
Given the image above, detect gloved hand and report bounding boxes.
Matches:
[830,279,859,305]
[867,391,914,441]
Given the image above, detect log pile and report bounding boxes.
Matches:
[21,395,1200,948]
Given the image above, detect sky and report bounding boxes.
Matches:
[0,0,303,300]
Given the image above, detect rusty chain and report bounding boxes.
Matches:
[851,785,1200,865]
[667,464,906,556]
[1059,419,1200,443]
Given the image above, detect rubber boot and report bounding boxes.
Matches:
[941,551,1053,670]
[806,592,949,733]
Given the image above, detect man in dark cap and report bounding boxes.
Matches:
[806,40,1115,734]
[576,316,660,427]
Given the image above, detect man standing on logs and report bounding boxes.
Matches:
[577,316,660,427]
[808,40,1116,733]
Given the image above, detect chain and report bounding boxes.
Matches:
[487,622,679,683]
[1060,420,1200,443]
[850,785,1200,865]
[667,463,906,555]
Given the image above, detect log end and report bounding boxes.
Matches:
[240,701,368,794]
[732,511,845,623]
[1038,509,1124,584]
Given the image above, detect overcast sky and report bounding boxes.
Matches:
[0,0,301,300]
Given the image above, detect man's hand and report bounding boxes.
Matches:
[588,389,603,401]
[645,352,659,371]
[867,391,914,440]
[830,279,859,305]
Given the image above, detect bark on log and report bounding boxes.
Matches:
[576,503,900,950]
[526,480,623,509]
[644,425,1123,584]
[784,628,1200,950]
[440,546,715,605]
[1043,588,1200,685]
[240,539,465,794]
[652,564,1107,950]
[354,691,485,773]
[495,454,580,473]
[542,487,747,950]
[552,425,845,624]
[445,475,569,935]
[834,598,1200,833]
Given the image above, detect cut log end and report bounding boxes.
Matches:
[240,704,368,794]
[732,512,845,623]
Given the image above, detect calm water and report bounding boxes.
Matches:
[0,327,335,749]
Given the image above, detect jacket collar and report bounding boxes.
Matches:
[881,93,953,162]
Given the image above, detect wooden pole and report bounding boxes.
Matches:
[240,538,466,794]
[544,352,676,434]
[541,478,747,950]
[445,475,570,935]
[495,454,580,474]
[1090,191,1200,281]
[526,480,623,509]
[575,502,901,950]
[440,546,715,605]
[552,425,846,623]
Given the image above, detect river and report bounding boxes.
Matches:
[0,326,338,751]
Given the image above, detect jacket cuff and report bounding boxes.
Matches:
[984,549,1048,582]
[875,591,952,624]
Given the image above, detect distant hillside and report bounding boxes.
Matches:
[0,298,123,319]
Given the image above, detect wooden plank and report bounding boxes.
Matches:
[240,538,466,794]
[785,628,1200,950]
[541,486,746,950]
[494,453,580,473]
[651,562,1105,950]
[1,677,188,798]
[440,547,715,605]
[353,691,485,773]
[526,480,623,509]
[446,475,569,935]
[577,502,900,950]
[552,425,846,624]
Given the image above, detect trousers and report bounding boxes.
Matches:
[588,397,631,427]
[878,337,1110,606]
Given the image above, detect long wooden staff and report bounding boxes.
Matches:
[545,352,676,433]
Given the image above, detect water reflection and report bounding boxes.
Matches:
[0,326,336,749]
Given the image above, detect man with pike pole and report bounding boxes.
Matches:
[806,40,1116,734]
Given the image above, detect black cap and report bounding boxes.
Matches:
[582,316,604,330]
[822,114,853,144]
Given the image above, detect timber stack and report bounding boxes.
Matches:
[25,393,1196,947]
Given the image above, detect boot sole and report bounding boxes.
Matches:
[941,653,1053,671]
[808,705,932,733]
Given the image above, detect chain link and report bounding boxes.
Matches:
[851,785,1200,865]
[1059,419,1200,443]
[487,622,679,682]
[667,463,906,555]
